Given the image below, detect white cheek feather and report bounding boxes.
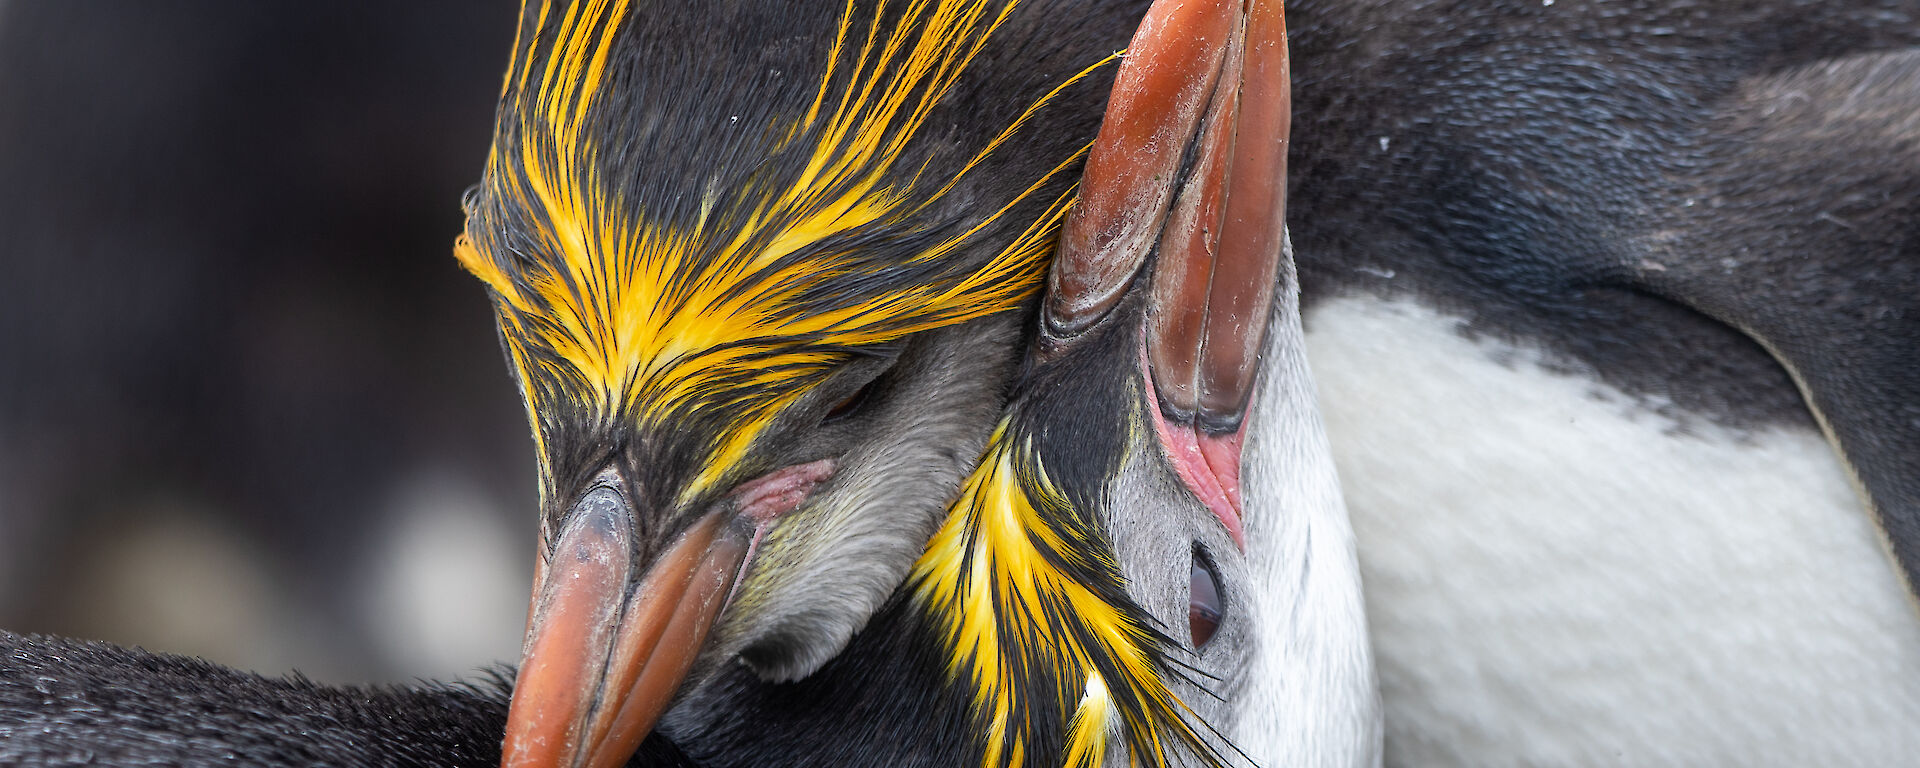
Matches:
[1305,295,1920,767]
[1231,280,1384,768]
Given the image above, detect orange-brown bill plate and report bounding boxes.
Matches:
[1046,0,1238,339]
[501,486,749,768]
[1048,0,1291,549]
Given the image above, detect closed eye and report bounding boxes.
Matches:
[823,377,879,424]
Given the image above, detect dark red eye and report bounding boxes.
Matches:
[1190,551,1223,648]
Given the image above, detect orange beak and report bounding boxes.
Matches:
[501,480,747,768]
[1049,0,1292,553]
[500,460,833,768]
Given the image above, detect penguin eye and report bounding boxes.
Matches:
[820,353,901,426]
[1190,549,1224,648]
[822,379,877,423]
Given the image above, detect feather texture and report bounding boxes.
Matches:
[913,403,1224,768]
[454,0,1111,504]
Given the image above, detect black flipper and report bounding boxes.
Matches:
[1644,49,1920,595]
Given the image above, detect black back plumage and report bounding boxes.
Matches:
[0,632,528,767]
[1289,0,1918,425]
[1284,0,1920,582]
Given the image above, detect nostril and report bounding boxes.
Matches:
[1189,549,1224,648]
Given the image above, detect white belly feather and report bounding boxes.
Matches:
[1305,296,1920,767]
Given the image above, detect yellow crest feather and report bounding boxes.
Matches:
[913,421,1221,768]
[455,0,1114,499]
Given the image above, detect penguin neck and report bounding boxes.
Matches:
[1230,273,1384,767]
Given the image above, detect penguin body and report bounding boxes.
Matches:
[1282,2,1920,763]
[1311,295,1920,766]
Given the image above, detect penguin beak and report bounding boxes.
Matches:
[500,461,834,768]
[500,478,747,768]
[1048,0,1292,551]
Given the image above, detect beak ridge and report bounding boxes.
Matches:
[504,486,633,768]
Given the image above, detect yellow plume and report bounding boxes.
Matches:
[454,0,1115,499]
[913,420,1223,768]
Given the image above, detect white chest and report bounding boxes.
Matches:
[1304,296,1920,767]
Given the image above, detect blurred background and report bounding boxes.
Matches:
[0,2,540,683]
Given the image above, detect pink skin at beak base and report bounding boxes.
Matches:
[1142,342,1249,550]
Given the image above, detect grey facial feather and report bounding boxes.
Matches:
[664,314,1020,729]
